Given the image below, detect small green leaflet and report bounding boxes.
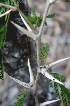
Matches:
[13,92,28,106]
[40,43,50,62]
[46,13,56,18]
[0,24,7,49]
[60,85,70,106]
[35,43,50,63]
[0,50,4,80]
[27,9,47,27]
[49,72,70,106]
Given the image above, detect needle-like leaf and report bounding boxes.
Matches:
[9,76,30,88]
[47,57,70,69]
[0,9,12,18]
[28,58,35,85]
[40,68,64,85]
[19,13,32,31]
[12,0,36,32]
[0,3,17,11]
[10,21,48,44]
[10,21,36,40]
[40,99,60,106]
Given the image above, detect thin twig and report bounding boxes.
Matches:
[34,1,50,106]
[38,1,50,39]
[34,0,58,105]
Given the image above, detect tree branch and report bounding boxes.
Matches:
[34,1,50,106]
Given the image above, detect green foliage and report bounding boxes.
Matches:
[0,24,7,49]
[27,10,55,27]
[0,0,19,21]
[60,85,70,106]
[27,9,47,27]
[51,73,67,82]
[35,43,50,63]
[40,43,50,62]
[46,13,56,18]
[13,92,28,106]
[49,72,70,106]
[0,50,4,80]
[1,56,4,80]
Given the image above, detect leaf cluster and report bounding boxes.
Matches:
[0,0,19,20]
[27,9,55,27]
[27,9,44,27]
[40,43,50,62]
[46,12,55,18]
[13,92,28,106]
[49,73,70,106]
[35,43,50,63]
[60,85,70,106]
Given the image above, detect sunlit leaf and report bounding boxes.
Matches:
[13,92,28,106]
